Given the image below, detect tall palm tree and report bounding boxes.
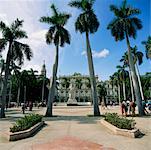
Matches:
[0,19,32,118]
[40,4,71,116]
[69,0,100,116]
[112,72,121,104]
[109,75,115,100]
[120,52,134,101]
[131,46,144,101]
[116,65,128,101]
[62,77,70,102]
[0,56,5,90]
[107,0,144,115]
[41,62,46,103]
[142,36,151,59]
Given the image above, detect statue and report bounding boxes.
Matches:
[67,79,77,106]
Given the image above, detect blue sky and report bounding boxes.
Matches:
[0,0,150,81]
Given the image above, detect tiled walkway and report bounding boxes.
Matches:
[0,106,151,150]
[31,136,115,150]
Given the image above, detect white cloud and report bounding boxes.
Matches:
[81,49,109,58]
[81,51,86,56]
[93,49,110,58]
[0,13,9,25]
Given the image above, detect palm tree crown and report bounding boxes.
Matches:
[107,0,142,41]
[142,36,151,59]
[40,4,71,47]
[69,0,99,34]
[0,19,33,65]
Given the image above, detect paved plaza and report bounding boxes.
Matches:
[0,106,151,150]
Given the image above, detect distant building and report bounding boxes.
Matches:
[54,74,100,103]
[104,81,118,104]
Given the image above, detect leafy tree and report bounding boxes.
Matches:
[107,0,144,115]
[40,4,71,116]
[69,0,100,116]
[0,19,32,118]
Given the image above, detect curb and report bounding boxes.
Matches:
[100,119,141,138]
[4,121,45,141]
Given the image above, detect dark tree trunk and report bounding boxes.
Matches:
[125,32,144,116]
[45,45,59,117]
[86,32,100,116]
[0,42,12,118]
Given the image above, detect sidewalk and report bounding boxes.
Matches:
[0,106,150,150]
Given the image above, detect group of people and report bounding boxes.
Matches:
[22,101,33,114]
[121,100,136,116]
[121,99,150,116]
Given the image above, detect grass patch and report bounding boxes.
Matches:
[10,114,42,133]
[104,113,135,130]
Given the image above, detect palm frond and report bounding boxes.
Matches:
[68,0,82,9]
[11,18,23,30]
[14,41,33,62]
[136,51,143,65]
[14,29,28,39]
[0,38,7,52]
[0,21,7,31]
[45,26,55,44]
[57,13,71,26]
[51,4,59,16]
[110,5,120,17]
[39,16,54,25]
[58,27,71,47]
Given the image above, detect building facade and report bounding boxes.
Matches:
[55,74,100,103]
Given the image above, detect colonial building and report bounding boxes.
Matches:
[104,81,118,104]
[55,74,100,104]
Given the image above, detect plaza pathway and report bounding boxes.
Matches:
[0,106,150,150]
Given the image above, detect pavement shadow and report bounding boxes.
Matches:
[43,115,103,124]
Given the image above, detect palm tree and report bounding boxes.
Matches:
[62,77,70,102]
[116,65,128,101]
[142,36,151,59]
[0,56,5,90]
[120,52,134,101]
[41,62,46,103]
[109,75,115,100]
[0,19,32,118]
[40,4,71,116]
[131,46,144,101]
[107,0,144,115]
[112,72,121,104]
[69,0,100,116]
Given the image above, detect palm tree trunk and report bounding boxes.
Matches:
[8,80,12,107]
[86,32,100,116]
[129,68,134,101]
[41,76,45,102]
[45,45,59,117]
[0,42,12,118]
[125,32,144,115]
[135,64,144,100]
[122,81,126,100]
[24,85,26,104]
[17,86,21,107]
[117,83,121,104]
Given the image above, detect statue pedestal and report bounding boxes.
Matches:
[67,98,78,106]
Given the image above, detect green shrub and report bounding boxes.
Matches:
[104,113,135,130]
[10,114,42,133]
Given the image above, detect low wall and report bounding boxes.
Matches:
[100,119,141,138]
[5,121,44,141]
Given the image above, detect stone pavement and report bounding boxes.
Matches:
[0,106,151,150]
